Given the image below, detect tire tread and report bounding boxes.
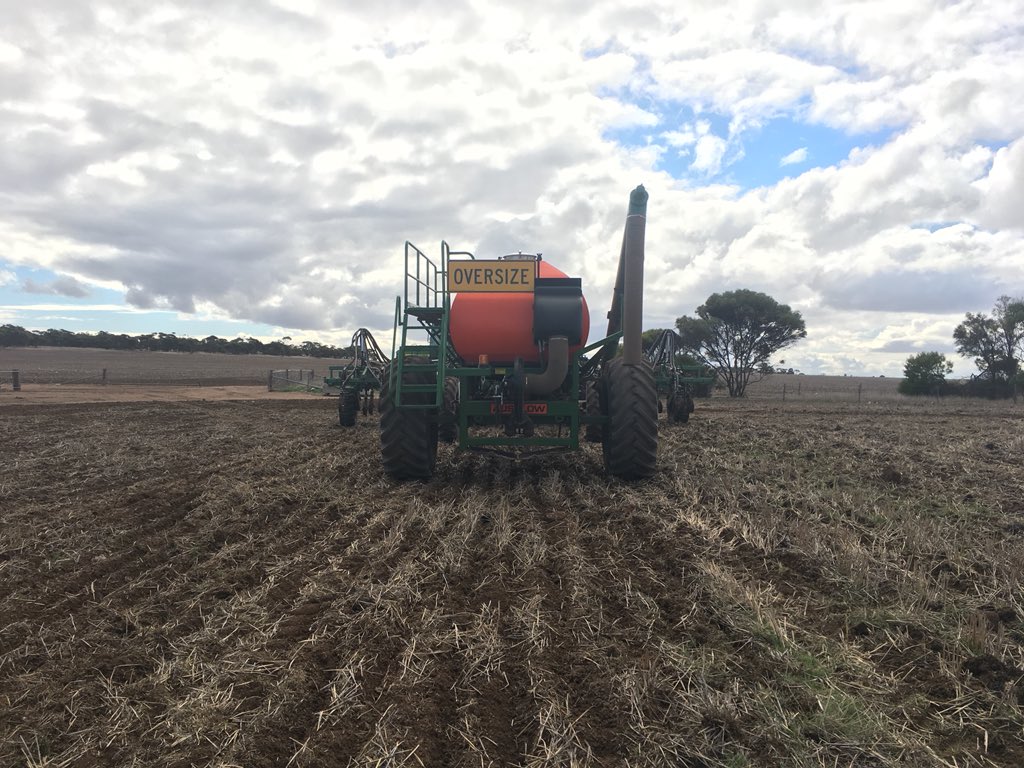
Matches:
[601,358,658,479]
[380,358,438,479]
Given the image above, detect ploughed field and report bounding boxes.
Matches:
[1,347,350,386]
[1,397,1022,767]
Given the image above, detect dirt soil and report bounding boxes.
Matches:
[1,398,1022,767]
[0,384,318,405]
[1,346,350,386]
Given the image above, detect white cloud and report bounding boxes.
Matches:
[0,40,24,65]
[652,48,840,131]
[973,137,1024,232]
[0,269,16,286]
[659,120,731,175]
[691,133,729,175]
[779,147,808,167]
[661,128,697,149]
[0,1,1020,377]
[21,275,91,297]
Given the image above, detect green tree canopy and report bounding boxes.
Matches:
[898,351,953,396]
[675,289,806,397]
[953,296,1024,393]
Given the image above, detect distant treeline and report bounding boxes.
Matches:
[0,324,351,358]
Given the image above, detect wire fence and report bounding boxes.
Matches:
[743,376,902,402]
[0,348,356,387]
[3,366,1015,411]
[1,367,330,388]
[267,369,325,392]
[719,375,1022,408]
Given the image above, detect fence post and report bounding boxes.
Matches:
[102,368,107,385]
[858,383,862,403]
[267,370,273,391]
[12,370,20,391]
[782,383,786,401]
[797,381,801,396]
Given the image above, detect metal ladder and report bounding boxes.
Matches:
[390,242,462,409]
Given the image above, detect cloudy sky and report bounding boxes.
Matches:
[2,0,1022,375]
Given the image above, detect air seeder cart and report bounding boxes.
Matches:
[381,185,659,480]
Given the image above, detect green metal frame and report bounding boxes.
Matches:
[388,243,619,455]
[389,242,456,411]
[652,364,715,399]
[325,329,387,402]
[324,364,382,395]
[645,330,715,403]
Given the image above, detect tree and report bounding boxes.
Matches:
[0,324,36,346]
[0,323,349,358]
[898,352,953,396]
[676,289,806,397]
[953,296,1024,397]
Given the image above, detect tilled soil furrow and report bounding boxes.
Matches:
[2,399,1023,767]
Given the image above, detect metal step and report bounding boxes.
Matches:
[402,345,438,355]
[402,384,439,394]
[402,364,439,373]
[407,306,444,321]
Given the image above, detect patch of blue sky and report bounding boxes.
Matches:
[0,263,277,339]
[908,221,962,233]
[0,264,123,307]
[723,117,894,188]
[607,106,895,190]
[581,40,617,59]
[975,140,1009,154]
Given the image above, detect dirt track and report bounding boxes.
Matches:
[0,384,316,405]
[1,398,1022,766]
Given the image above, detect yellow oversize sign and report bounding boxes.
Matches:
[447,261,536,293]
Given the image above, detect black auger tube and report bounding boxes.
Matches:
[597,185,648,368]
[621,185,648,365]
[605,238,626,341]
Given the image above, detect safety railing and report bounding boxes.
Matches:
[441,241,475,272]
[404,241,443,310]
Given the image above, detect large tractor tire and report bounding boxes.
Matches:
[601,358,658,479]
[667,391,694,423]
[584,380,603,443]
[380,359,439,480]
[439,376,459,444]
[338,389,358,427]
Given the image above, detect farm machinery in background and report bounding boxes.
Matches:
[324,328,387,426]
[644,329,716,423]
[378,185,662,480]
